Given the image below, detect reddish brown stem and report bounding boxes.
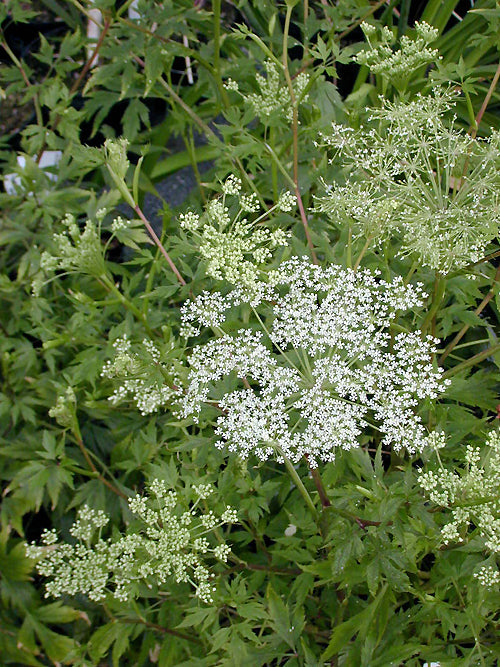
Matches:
[282,7,318,264]
[471,61,500,139]
[224,563,302,576]
[338,0,389,41]
[134,205,187,286]
[460,249,500,272]
[69,17,112,95]
[306,459,331,508]
[440,263,500,364]
[35,17,112,164]
[355,516,385,530]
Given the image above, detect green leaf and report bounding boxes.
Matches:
[267,585,295,650]
[34,602,82,625]
[321,585,389,660]
[88,621,129,663]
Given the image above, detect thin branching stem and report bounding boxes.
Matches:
[133,205,186,286]
[282,4,318,263]
[440,263,500,364]
[0,37,43,126]
[121,617,202,644]
[72,422,127,499]
[442,342,500,379]
[471,61,500,139]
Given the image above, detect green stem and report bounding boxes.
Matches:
[1,37,43,126]
[212,0,229,107]
[421,275,446,336]
[404,260,419,285]
[183,128,206,202]
[352,235,372,272]
[346,227,352,269]
[464,88,477,131]
[270,127,278,202]
[443,343,500,379]
[264,142,296,189]
[99,274,155,336]
[277,447,319,520]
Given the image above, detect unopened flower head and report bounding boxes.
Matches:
[179,257,448,466]
[26,481,238,604]
[104,138,130,181]
[49,387,76,428]
[111,215,129,233]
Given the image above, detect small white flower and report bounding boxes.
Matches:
[277,191,296,212]
[179,211,201,231]
[240,192,259,212]
[179,257,446,465]
[222,174,242,195]
[26,482,237,605]
[214,544,231,561]
[284,524,297,537]
[223,78,239,92]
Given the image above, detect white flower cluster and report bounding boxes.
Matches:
[101,335,175,415]
[110,215,130,232]
[178,257,448,466]
[230,59,309,124]
[419,430,500,587]
[277,191,296,212]
[36,213,106,288]
[26,481,238,604]
[356,21,440,83]
[317,90,500,273]
[179,175,292,288]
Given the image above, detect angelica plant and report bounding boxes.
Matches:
[179,256,448,468]
[179,174,293,288]
[419,430,500,588]
[26,480,238,604]
[316,89,500,273]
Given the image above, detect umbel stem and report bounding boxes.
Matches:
[274,444,319,520]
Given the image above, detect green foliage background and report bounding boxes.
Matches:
[0,0,499,665]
